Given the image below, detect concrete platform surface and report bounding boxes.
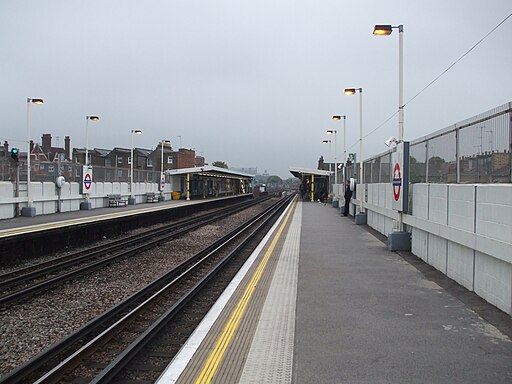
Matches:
[159,200,512,383]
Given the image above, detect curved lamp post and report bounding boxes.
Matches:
[322,139,332,195]
[22,98,44,217]
[325,129,338,198]
[160,139,171,200]
[130,129,142,205]
[81,115,100,210]
[373,24,404,142]
[345,88,366,224]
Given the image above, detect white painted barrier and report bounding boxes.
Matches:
[360,182,512,315]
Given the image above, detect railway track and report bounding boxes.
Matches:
[0,194,294,384]
[0,197,270,307]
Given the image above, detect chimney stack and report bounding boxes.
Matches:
[42,133,52,154]
[65,136,70,160]
[30,140,34,154]
[3,141,8,155]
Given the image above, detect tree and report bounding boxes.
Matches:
[266,175,282,185]
[212,161,228,169]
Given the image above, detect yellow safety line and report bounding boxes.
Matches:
[194,197,297,384]
[0,201,195,238]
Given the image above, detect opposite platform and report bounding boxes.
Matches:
[158,200,512,383]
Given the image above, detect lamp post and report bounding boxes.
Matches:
[332,115,347,196]
[373,24,404,142]
[22,98,44,217]
[325,129,337,198]
[322,139,332,195]
[160,139,171,200]
[130,129,142,205]
[374,24,410,250]
[81,115,99,210]
[345,88,366,224]
[85,116,99,167]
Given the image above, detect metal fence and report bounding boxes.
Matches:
[0,162,162,183]
[345,102,512,184]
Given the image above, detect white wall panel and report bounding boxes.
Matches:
[476,184,512,244]
[427,234,447,273]
[429,185,448,225]
[448,185,475,232]
[412,184,429,220]
[474,251,512,314]
[447,242,474,291]
[412,228,428,261]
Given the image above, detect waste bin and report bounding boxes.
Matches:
[171,191,181,200]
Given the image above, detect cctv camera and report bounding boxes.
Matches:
[384,136,398,147]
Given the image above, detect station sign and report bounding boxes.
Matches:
[159,172,165,191]
[82,165,93,194]
[391,141,409,212]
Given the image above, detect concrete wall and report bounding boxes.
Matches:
[0,180,170,218]
[355,182,512,315]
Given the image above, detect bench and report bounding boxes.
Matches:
[146,192,159,203]
[108,194,128,207]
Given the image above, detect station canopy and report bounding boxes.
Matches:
[165,166,254,180]
[289,166,331,179]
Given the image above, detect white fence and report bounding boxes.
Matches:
[352,182,512,315]
[0,181,166,219]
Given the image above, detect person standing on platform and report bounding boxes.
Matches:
[343,180,352,216]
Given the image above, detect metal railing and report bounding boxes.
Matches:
[345,102,511,184]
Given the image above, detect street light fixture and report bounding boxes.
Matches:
[322,139,332,195]
[22,98,44,217]
[85,115,100,167]
[81,115,100,210]
[326,128,339,198]
[331,115,347,194]
[130,129,142,205]
[345,87,366,223]
[160,139,171,200]
[373,24,404,142]
[374,24,408,248]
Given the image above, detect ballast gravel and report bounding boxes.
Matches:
[0,200,275,375]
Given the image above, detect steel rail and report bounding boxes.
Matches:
[0,194,292,384]
[0,198,269,306]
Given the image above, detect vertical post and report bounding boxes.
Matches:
[130,133,134,197]
[310,174,314,202]
[85,117,90,167]
[359,89,364,213]
[186,173,190,201]
[398,25,404,142]
[343,117,347,185]
[161,140,164,173]
[26,100,32,208]
[334,130,337,196]
[397,25,405,231]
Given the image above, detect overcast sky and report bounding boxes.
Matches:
[1,1,511,178]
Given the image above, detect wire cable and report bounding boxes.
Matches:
[344,11,512,152]
[403,11,512,107]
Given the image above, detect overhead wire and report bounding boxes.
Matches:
[344,11,512,152]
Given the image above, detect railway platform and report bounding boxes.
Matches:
[157,199,512,384]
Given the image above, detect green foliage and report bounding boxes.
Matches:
[212,161,228,169]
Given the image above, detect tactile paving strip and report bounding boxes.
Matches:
[238,202,302,383]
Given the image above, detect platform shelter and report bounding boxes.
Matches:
[289,166,331,202]
[165,166,254,200]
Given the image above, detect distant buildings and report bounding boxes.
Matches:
[0,133,207,182]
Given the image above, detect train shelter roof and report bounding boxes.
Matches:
[289,166,331,179]
[165,166,254,180]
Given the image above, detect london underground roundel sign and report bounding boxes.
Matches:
[84,173,92,190]
[392,163,401,201]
